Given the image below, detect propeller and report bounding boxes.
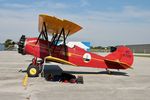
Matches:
[18,35,26,55]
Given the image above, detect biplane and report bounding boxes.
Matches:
[18,14,134,77]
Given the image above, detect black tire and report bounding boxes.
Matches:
[27,64,39,77]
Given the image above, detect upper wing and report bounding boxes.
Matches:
[38,14,82,36]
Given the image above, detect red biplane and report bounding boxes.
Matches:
[18,14,134,77]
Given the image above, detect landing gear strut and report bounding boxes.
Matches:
[27,57,43,77]
[106,68,111,74]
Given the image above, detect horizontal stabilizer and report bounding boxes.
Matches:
[105,46,134,69]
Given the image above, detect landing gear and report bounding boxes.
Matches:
[27,57,43,77]
[27,64,40,77]
[106,68,111,74]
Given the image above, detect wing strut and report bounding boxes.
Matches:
[37,21,70,58]
[51,28,69,58]
[36,22,49,44]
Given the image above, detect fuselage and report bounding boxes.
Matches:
[18,37,133,69]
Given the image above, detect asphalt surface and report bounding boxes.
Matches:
[0,51,150,100]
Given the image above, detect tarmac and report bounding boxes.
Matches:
[0,51,150,100]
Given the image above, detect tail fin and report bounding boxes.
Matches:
[105,46,134,69]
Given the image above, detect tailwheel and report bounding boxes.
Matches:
[106,68,111,74]
[27,64,40,77]
[107,70,111,74]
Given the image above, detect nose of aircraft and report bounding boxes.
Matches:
[18,35,26,55]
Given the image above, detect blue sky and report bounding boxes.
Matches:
[0,0,150,46]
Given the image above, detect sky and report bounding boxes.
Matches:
[0,0,150,46]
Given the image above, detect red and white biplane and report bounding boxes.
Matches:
[18,14,134,77]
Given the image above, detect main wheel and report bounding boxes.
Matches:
[27,64,40,77]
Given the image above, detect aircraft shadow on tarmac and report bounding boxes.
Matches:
[19,65,129,77]
[64,71,129,76]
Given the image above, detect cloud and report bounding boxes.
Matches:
[33,1,72,10]
[54,3,68,9]
[2,3,29,9]
[66,6,150,46]
[85,5,150,23]
[123,6,150,20]
[0,1,150,46]
[80,0,90,7]
[0,1,70,12]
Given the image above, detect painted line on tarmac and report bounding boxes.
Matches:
[22,74,28,89]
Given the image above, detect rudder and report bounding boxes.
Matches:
[105,46,134,69]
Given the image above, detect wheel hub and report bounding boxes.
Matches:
[30,68,37,75]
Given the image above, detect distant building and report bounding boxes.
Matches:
[0,43,4,51]
[126,44,150,53]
